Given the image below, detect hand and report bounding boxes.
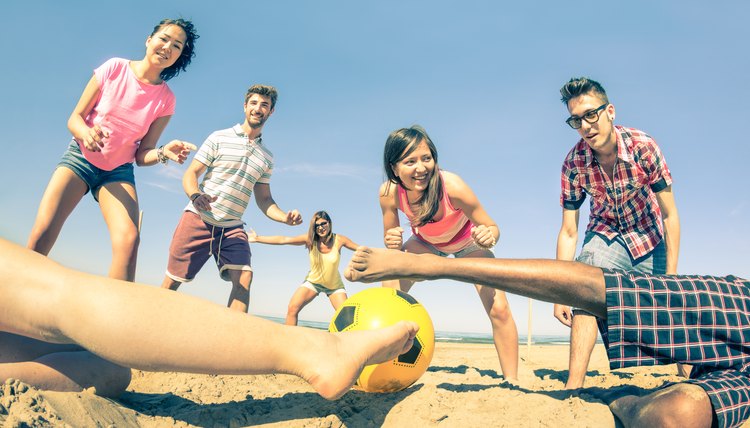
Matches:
[191,193,217,211]
[553,304,573,327]
[285,210,303,225]
[471,225,496,249]
[246,228,258,242]
[164,140,198,164]
[81,125,109,152]
[384,227,404,249]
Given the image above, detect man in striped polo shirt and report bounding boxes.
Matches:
[162,84,302,312]
[553,77,682,388]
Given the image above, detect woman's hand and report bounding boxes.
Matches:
[163,140,198,164]
[384,226,404,249]
[81,125,109,152]
[246,229,258,243]
[471,225,496,249]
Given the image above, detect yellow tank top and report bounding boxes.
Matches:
[305,235,344,289]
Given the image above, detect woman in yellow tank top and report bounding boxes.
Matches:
[249,211,359,325]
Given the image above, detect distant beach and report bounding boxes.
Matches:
[283,315,576,345]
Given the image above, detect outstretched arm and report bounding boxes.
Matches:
[249,231,307,246]
[0,238,417,400]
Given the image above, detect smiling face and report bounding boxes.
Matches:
[392,139,436,194]
[244,93,274,129]
[567,92,617,155]
[145,24,187,70]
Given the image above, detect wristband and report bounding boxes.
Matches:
[157,146,168,164]
[190,192,202,202]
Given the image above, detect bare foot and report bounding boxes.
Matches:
[345,246,424,283]
[303,320,418,400]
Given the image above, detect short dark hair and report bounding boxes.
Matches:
[560,77,609,105]
[245,84,278,109]
[151,18,199,82]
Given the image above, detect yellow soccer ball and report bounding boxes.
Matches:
[329,287,435,393]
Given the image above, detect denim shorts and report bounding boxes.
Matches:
[57,140,135,201]
[576,231,666,274]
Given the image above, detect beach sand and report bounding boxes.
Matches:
[0,342,724,427]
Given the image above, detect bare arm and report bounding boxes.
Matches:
[443,172,499,247]
[337,234,360,252]
[134,118,197,167]
[68,75,107,152]
[379,182,403,249]
[182,160,216,211]
[250,232,307,246]
[254,183,302,225]
[655,185,680,274]
[553,207,580,326]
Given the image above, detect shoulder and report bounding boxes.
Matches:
[618,126,658,149]
[561,140,586,169]
[94,57,128,82]
[441,170,470,195]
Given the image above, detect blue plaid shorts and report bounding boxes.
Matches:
[603,269,750,427]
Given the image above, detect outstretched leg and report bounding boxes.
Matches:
[1,239,417,400]
[345,247,607,318]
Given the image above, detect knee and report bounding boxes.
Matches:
[488,299,513,323]
[95,365,132,398]
[111,224,140,254]
[631,384,713,428]
[287,302,303,316]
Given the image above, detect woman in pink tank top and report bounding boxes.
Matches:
[379,125,519,382]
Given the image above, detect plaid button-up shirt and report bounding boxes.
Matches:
[560,126,672,260]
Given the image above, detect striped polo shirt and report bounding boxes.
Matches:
[185,124,273,227]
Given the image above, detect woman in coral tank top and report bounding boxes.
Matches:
[379,125,519,382]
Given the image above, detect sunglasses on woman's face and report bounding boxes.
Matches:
[315,221,329,229]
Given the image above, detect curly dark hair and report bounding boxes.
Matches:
[151,18,199,81]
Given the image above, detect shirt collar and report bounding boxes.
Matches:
[232,124,262,144]
[580,125,632,166]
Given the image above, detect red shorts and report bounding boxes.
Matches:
[166,211,251,282]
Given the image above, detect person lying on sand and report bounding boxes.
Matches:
[0,238,417,399]
[345,246,749,428]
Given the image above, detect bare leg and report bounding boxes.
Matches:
[328,292,348,311]
[226,269,253,312]
[1,239,417,400]
[98,182,140,281]
[161,276,182,291]
[566,311,598,389]
[27,168,88,255]
[345,247,607,318]
[606,383,714,427]
[476,285,519,381]
[286,286,319,325]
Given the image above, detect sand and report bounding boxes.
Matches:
[0,343,719,427]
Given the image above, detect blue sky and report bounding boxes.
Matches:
[2,1,748,336]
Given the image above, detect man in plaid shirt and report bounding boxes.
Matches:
[346,248,750,428]
[553,77,682,389]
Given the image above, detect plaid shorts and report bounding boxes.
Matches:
[603,269,750,427]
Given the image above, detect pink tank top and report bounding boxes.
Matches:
[397,173,473,253]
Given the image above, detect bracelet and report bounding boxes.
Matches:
[156,146,168,164]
